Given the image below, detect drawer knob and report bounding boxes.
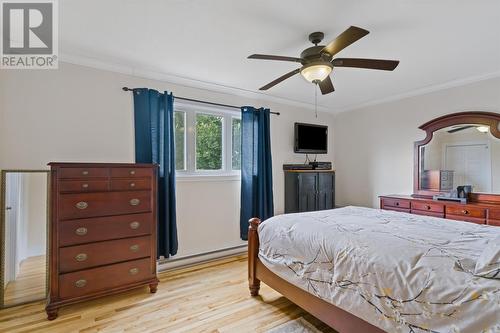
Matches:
[82,183,89,189]
[82,170,89,176]
[130,198,140,206]
[130,221,140,229]
[129,268,139,275]
[75,227,88,236]
[76,201,88,210]
[130,244,140,252]
[426,205,431,210]
[75,253,88,262]
[130,182,136,188]
[130,170,136,175]
[462,210,469,215]
[75,279,87,288]
[395,202,400,206]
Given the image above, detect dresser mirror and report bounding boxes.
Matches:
[0,170,49,308]
[414,112,500,199]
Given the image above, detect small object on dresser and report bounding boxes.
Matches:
[309,161,332,170]
[46,163,159,320]
[457,185,472,199]
[432,194,467,204]
[283,163,314,170]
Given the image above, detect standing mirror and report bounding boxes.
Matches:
[1,170,49,307]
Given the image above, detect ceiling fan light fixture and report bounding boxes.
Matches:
[477,126,489,133]
[249,26,398,93]
[300,62,333,83]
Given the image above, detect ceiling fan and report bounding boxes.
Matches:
[248,26,400,95]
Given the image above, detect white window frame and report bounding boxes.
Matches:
[173,110,187,172]
[174,100,241,180]
[230,116,242,171]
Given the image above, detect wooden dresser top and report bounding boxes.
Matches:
[48,162,156,168]
[380,194,500,209]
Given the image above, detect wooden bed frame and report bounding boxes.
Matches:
[248,218,385,333]
[247,112,500,332]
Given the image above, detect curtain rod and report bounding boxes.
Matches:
[122,87,280,115]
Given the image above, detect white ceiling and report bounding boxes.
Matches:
[59,0,500,113]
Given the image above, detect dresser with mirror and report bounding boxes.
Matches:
[381,111,500,226]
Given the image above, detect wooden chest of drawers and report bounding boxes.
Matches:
[380,195,500,226]
[46,163,159,320]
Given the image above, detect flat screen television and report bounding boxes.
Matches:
[294,123,328,154]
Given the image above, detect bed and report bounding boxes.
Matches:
[248,206,500,333]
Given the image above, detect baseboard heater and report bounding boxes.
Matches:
[157,244,247,272]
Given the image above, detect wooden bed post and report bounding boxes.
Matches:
[248,217,261,296]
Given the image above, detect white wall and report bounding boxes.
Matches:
[334,77,500,208]
[4,173,21,286]
[10,173,47,271]
[0,62,335,258]
[22,173,47,257]
[16,176,28,269]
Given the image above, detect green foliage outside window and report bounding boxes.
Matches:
[196,114,223,170]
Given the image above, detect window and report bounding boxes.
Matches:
[173,101,241,177]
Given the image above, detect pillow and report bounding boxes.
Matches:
[474,235,500,279]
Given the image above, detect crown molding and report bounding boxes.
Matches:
[59,53,331,113]
[335,70,500,114]
[59,53,500,116]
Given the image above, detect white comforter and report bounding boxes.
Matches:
[258,206,500,333]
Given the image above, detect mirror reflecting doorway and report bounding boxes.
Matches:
[1,170,49,308]
[419,124,500,193]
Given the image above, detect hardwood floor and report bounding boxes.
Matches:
[0,255,335,333]
[4,255,46,306]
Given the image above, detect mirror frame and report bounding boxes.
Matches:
[0,169,50,308]
[413,111,500,202]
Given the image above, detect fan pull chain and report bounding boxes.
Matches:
[315,82,318,118]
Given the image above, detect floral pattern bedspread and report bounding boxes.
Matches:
[258,206,500,333]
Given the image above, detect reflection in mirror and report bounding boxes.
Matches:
[419,124,500,193]
[2,171,48,307]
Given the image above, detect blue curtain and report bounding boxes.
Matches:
[133,88,178,258]
[240,106,274,240]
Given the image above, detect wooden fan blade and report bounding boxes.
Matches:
[332,58,399,71]
[248,54,302,63]
[318,76,334,95]
[447,125,475,133]
[259,68,301,90]
[321,26,369,57]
